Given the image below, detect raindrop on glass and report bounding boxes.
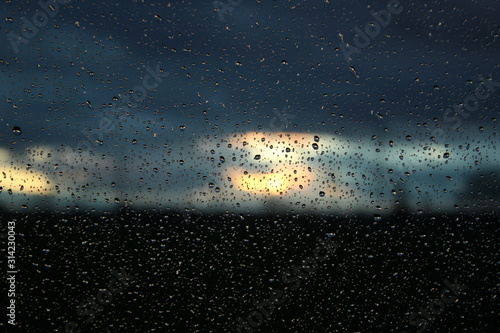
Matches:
[12,126,22,136]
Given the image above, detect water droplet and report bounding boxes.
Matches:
[254,155,261,160]
[179,125,186,131]
[312,143,319,150]
[373,214,382,221]
[349,65,359,78]
[443,152,450,158]
[319,191,325,197]
[314,135,320,142]
[405,135,412,141]
[12,126,22,136]
[154,14,163,23]
[281,60,288,65]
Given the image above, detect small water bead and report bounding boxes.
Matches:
[12,126,22,136]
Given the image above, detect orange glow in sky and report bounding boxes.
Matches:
[224,132,318,195]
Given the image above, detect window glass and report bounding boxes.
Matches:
[1,1,498,332]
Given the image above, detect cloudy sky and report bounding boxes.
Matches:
[0,0,498,213]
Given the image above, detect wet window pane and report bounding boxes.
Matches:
[1,1,498,332]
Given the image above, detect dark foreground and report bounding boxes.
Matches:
[1,209,498,332]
